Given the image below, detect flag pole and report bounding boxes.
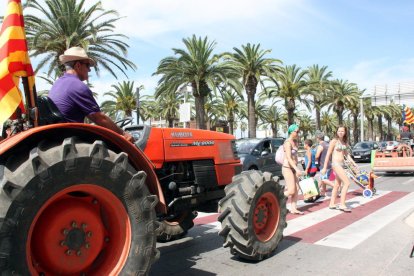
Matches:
[21,76,38,127]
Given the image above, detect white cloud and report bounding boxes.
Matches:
[341,58,414,95]
[103,0,314,41]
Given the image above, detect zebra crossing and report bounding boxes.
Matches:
[191,189,414,249]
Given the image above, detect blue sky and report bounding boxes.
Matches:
[2,0,414,104]
[103,0,414,103]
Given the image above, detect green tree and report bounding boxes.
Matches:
[216,87,244,135]
[154,35,230,129]
[260,105,284,138]
[271,65,309,126]
[101,81,138,120]
[26,0,136,77]
[157,91,184,127]
[222,43,282,138]
[305,65,332,130]
[325,79,359,125]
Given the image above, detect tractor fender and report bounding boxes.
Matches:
[0,123,167,214]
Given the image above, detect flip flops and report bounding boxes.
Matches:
[328,205,337,210]
[338,206,352,212]
[290,210,304,215]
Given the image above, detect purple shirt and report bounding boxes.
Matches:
[48,73,100,123]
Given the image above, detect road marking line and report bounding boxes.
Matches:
[283,191,390,236]
[402,177,414,185]
[315,192,414,249]
[285,191,408,245]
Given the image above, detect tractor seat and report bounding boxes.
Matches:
[36,95,66,126]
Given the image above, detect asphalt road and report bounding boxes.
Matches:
[150,163,414,276]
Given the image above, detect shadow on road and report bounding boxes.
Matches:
[150,222,300,275]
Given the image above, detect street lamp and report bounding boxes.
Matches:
[135,87,140,125]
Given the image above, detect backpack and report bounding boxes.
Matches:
[275,144,285,165]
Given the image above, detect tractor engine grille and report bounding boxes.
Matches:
[192,159,218,189]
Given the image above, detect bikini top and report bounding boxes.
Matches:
[285,140,298,156]
[335,141,347,151]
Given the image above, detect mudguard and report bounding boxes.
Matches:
[0,123,167,213]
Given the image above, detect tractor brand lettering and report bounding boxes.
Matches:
[170,141,215,147]
[171,132,193,138]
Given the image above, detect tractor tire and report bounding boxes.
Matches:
[0,137,159,275]
[218,170,287,261]
[157,211,197,242]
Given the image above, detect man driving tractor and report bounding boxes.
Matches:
[48,46,133,142]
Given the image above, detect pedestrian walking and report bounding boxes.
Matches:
[282,124,304,215]
[315,131,334,196]
[321,125,356,212]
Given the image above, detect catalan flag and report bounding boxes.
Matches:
[0,0,35,126]
[402,105,414,125]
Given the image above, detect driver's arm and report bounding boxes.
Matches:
[88,112,134,142]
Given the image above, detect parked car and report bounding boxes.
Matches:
[351,141,379,162]
[235,137,285,176]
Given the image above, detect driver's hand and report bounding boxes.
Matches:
[123,131,135,143]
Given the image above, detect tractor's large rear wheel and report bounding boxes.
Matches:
[218,171,287,261]
[0,137,159,275]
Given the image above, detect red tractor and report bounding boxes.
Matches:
[0,99,287,275]
[0,1,287,273]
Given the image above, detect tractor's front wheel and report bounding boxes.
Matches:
[0,137,158,275]
[218,171,287,261]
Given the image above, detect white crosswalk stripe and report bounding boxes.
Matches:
[192,190,414,250]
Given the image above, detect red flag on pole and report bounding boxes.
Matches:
[403,105,414,125]
[0,0,35,125]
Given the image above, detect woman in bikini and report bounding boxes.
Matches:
[321,125,355,212]
[282,124,304,215]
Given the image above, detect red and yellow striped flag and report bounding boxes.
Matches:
[403,105,414,125]
[0,0,35,125]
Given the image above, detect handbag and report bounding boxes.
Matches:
[298,177,320,201]
[275,145,285,165]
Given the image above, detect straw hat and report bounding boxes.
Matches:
[59,47,96,66]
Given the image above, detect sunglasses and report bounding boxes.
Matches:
[78,61,91,68]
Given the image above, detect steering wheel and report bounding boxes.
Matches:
[115,117,133,128]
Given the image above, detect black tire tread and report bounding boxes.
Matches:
[0,137,158,275]
[218,170,287,261]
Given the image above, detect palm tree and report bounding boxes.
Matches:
[271,65,309,125]
[325,79,359,125]
[320,111,337,138]
[296,112,314,140]
[101,81,137,120]
[222,43,282,138]
[305,65,332,130]
[154,35,231,129]
[347,91,363,144]
[25,0,136,77]
[260,104,284,138]
[139,95,160,125]
[216,87,244,135]
[157,91,184,127]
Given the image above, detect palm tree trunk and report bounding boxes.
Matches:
[337,110,343,125]
[286,99,295,126]
[194,95,206,129]
[386,117,392,140]
[378,115,383,140]
[315,97,321,130]
[353,113,358,144]
[272,123,277,138]
[247,92,256,138]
